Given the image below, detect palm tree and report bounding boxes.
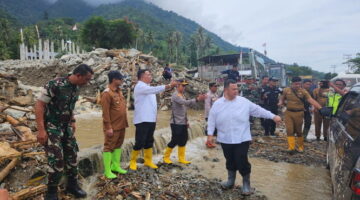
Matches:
[173,31,182,64]
[167,32,175,62]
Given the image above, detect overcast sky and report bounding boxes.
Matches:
[144,0,360,73]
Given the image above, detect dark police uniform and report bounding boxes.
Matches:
[262,85,282,135]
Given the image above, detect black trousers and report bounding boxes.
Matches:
[303,110,312,131]
[264,107,278,135]
[221,141,251,176]
[168,124,188,148]
[133,122,156,150]
[205,118,217,136]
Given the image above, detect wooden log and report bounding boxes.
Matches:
[11,140,38,148]
[6,115,20,126]
[0,158,18,182]
[11,184,47,200]
[22,152,45,158]
[8,106,33,112]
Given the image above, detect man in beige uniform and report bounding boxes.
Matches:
[101,71,128,179]
[278,77,328,154]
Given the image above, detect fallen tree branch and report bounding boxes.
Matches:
[11,184,47,200]
[0,158,19,182]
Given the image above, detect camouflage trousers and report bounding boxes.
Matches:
[45,123,79,186]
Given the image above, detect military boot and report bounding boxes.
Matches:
[66,178,87,198]
[45,186,58,200]
[220,170,236,189]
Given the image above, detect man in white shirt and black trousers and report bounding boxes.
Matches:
[129,69,177,170]
[207,79,282,195]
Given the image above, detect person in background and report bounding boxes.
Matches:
[259,75,270,129]
[163,79,206,164]
[100,71,128,179]
[129,69,177,171]
[162,64,172,81]
[278,77,330,154]
[302,79,313,141]
[207,79,282,195]
[328,79,348,116]
[221,65,240,81]
[35,64,93,200]
[313,80,331,141]
[262,77,282,136]
[204,82,219,148]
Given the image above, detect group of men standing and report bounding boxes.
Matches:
[35,62,346,199]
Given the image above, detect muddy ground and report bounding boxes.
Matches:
[249,134,327,168]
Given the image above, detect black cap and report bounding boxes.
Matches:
[108,70,124,80]
[269,77,279,81]
[177,79,189,85]
[303,79,312,83]
[291,76,302,83]
[209,82,218,87]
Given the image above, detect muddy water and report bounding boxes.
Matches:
[75,110,203,149]
[184,137,332,200]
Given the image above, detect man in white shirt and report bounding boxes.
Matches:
[129,69,177,171]
[207,79,282,195]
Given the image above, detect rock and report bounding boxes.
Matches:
[126,48,141,58]
[0,123,12,133]
[60,54,82,66]
[4,108,26,119]
[10,90,33,106]
[84,58,96,66]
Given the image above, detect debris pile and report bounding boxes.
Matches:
[0,48,209,110]
[249,134,327,167]
[0,73,48,199]
[95,164,267,200]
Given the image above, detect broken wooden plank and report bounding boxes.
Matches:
[11,140,38,148]
[22,152,45,158]
[11,184,47,200]
[0,158,19,182]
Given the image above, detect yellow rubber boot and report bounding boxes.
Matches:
[287,137,296,150]
[287,136,296,155]
[144,148,158,169]
[178,146,191,164]
[129,150,140,171]
[163,147,173,164]
[297,137,304,153]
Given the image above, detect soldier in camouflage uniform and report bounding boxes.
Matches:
[35,64,93,200]
[241,78,261,129]
[241,78,260,104]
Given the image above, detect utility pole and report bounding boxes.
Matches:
[343,54,352,73]
[330,65,336,74]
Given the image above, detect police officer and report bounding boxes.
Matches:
[35,64,93,200]
[262,77,282,136]
[278,77,330,154]
[328,79,348,115]
[163,79,206,164]
[221,65,240,81]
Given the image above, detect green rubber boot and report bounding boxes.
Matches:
[103,152,117,179]
[111,149,127,174]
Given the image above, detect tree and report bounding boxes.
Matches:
[81,16,108,48]
[346,53,360,73]
[167,32,175,62]
[324,72,338,80]
[106,19,136,49]
[173,31,182,64]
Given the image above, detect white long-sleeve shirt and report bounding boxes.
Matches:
[207,96,275,144]
[133,81,165,124]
